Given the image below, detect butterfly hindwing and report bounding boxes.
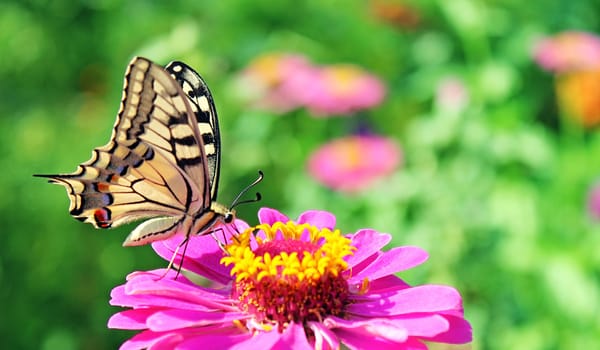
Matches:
[36,57,225,245]
[45,141,189,228]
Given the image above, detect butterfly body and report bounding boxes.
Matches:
[37,57,233,246]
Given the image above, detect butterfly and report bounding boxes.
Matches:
[36,57,258,246]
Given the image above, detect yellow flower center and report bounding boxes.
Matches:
[250,54,288,86]
[322,65,365,96]
[329,137,364,171]
[221,221,355,332]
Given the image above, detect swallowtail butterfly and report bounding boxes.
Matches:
[37,57,243,246]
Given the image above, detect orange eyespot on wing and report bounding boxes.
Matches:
[97,182,111,192]
[94,208,112,228]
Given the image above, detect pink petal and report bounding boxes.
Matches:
[271,323,312,350]
[229,330,282,350]
[110,274,215,310]
[348,285,463,316]
[112,271,234,312]
[347,275,411,295]
[110,290,219,311]
[296,210,336,229]
[123,270,209,296]
[127,282,233,311]
[258,207,289,225]
[395,316,451,339]
[176,332,253,350]
[348,246,428,284]
[335,328,426,350]
[120,270,208,295]
[119,330,180,350]
[109,285,129,304]
[324,316,408,342]
[421,315,473,344]
[147,309,246,331]
[386,314,451,338]
[345,229,391,268]
[307,321,340,350]
[152,233,232,285]
[148,335,184,350]
[135,327,247,350]
[108,308,159,329]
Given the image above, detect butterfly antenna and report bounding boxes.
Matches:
[230,171,264,209]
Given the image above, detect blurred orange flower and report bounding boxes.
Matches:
[533,31,600,127]
[555,68,600,127]
[369,0,421,29]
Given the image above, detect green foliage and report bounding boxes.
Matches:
[2,0,600,348]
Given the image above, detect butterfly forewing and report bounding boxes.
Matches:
[166,61,221,201]
[113,59,209,208]
[36,57,229,245]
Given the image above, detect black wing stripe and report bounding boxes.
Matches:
[165,61,221,201]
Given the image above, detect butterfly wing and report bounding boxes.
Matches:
[36,57,212,242]
[166,60,221,201]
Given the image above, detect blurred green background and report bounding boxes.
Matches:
[2,0,600,349]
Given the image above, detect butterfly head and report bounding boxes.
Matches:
[219,171,264,226]
[209,202,236,223]
[223,210,235,224]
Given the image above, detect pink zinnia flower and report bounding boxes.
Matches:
[234,53,317,113]
[108,208,472,349]
[308,135,401,192]
[302,64,387,116]
[533,31,600,73]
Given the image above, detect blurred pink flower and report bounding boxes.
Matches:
[108,208,472,349]
[435,77,469,113]
[308,135,401,192]
[303,64,387,116]
[236,53,386,116]
[533,31,600,73]
[234,53,316,113]
[588,183,600,220]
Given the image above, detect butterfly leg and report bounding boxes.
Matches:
[209,228,229,254]
[155,236,190,281]
[173,236,191,279]
[230,222,244,244]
